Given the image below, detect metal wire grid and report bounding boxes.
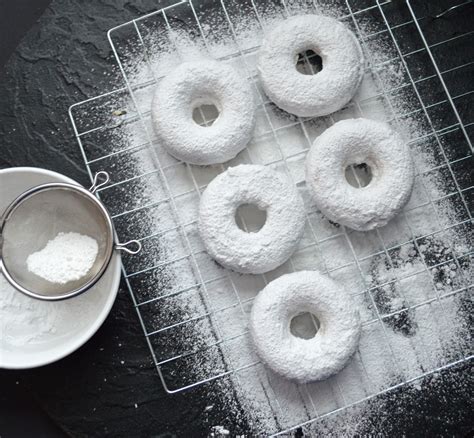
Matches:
[69,0,473,432]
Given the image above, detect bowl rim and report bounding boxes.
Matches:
[0,166,121,369]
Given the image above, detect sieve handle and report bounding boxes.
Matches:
[89,171,110,194]
[116,240,142,255]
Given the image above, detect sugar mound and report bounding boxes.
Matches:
[27,232,98,284]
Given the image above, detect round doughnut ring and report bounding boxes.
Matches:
[250,271,361,383]
[258,14,364,117]
[305,118,415,231]
[152,60,256,165]
[199,164,305,274]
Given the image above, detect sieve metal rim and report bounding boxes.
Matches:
[0,172,141,301]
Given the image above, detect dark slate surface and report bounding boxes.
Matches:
[0,0,51,68]
[0,1,472,437]
[0,1,239,436]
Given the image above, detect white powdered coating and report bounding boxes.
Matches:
[306,118,415,231]
[27,232,98,284]
[250,271,361,383]
[152,60,256,165]
[199,164,305,274]
[258,14,364,117]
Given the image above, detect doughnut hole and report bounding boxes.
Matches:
[296,49,323,75]
[290,312,320,339]
[192,103,219,127]
[345,163,373,188]
[235,204,267,233]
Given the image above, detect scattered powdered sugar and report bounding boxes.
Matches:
[80,0,472,434]
[0,275,97,347]
[0,275,59,346]
[27,232,98,284]
[209,425,230,436]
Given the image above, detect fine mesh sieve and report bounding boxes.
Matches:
[0,172,141,301]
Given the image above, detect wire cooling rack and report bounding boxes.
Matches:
[69,0,473,433]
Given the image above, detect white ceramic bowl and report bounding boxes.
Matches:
[0,167,121,369]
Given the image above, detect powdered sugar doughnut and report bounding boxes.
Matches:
[258,15,364,117]
[305,118,414,231]
[152,60,255,165]
[199,165,305,274]
[250,271,361,383]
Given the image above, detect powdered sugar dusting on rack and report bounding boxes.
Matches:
[69,0,472,434]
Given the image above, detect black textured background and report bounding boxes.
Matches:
[0,1,472,437]
[0,2,237,436]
